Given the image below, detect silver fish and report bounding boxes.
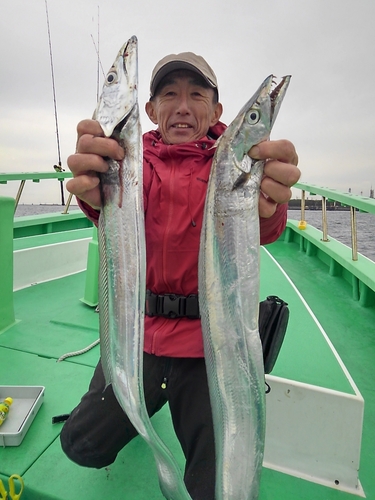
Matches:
[95,37,192,500]
[198,75,291,499]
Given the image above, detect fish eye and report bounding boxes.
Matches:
[106,71,118,85]
[247,109,260,125]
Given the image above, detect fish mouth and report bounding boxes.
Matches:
[268,75,291,126]
[122,36,137,70]
[110,102,138,143]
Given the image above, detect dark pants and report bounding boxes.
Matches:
[60,353,215,499]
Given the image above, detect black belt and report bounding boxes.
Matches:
[146,290,200,319]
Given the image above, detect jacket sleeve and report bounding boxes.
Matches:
[77,198,100,226]
[259,203,287,245]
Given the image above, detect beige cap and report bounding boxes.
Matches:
[150,52,218,97]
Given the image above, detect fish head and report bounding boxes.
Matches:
[94,36,138,138]
[229,74,291,164]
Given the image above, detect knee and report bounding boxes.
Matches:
[60,416,117,469]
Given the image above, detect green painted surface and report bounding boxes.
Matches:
[0,350,183,500]
[260,247,354,394]
[80,228,99,307]
[13,228,93,251]
[0,272,185,500]
[285,220,375,294]
[0,233,374,498]
[259,468,358,500]
[0,197,15,333]
[266,237,375,500]
[14,211,84,228]
[0,273,99,365]
[0,349,94,477]
[295,182,375,214]
[14,211,93,239]
[0,172,72,182]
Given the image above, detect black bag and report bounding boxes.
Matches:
[259,295,289,374]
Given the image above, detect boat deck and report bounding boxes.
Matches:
[0,237,374,499]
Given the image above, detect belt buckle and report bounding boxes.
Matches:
[186,294,200,319]
[161,294,184,318]
[145,290,158,317]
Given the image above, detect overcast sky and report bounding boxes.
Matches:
[1,0,374,203]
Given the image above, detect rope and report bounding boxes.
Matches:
[57,339,100,362]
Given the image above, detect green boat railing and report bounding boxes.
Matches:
[0,171,73,213]
[283,182,375,308]
[0,168,91,333]
[0,172,93,238]
[294,182,375,261]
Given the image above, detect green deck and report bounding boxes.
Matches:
[1,235,374,499]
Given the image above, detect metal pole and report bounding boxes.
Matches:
[59,179,65,206]
[350,206,358,261]
[298,190,307,230]
[14,180,26,212]
[301,190,305,221]
[321,196,329,242]
[62,192,73,214]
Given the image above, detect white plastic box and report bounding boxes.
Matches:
[0,386,45,447]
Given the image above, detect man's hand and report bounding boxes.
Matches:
[66,119,125,210]
[249,139,300,218]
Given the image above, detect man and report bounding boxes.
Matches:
[61,51,300,499]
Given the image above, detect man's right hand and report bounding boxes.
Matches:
[66,119,125,210]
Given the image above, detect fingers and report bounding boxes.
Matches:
[66,150,108,209]
[249,139,299,166]
[66,119,125,210]
[71,120,124,174]
[258,193,278,219]
[76,131,124,160]
[261,174,292,205]
[263,159,301,190]
[248,139,301,218]
[259,160,300,216]
[66,174,102,210]
[77,119,104,139]
[67,152,110,177]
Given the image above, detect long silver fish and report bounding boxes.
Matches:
[95,37,192,500]
[198,75,291,499]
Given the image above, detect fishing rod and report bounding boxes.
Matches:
[45,0,65,205]
[91,5,105,102]
[90,33,106,101]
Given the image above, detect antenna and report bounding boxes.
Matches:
[45,0,65,205]
[91,6,105,101]
[97,5,100,101]
[90,34,106,99]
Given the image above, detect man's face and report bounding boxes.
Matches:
[145,71,222,145]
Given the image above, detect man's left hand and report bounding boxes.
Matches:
[249,139,300,218]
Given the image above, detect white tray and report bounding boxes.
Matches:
[0,385,45,446]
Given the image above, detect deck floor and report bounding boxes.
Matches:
[0,238,374,499]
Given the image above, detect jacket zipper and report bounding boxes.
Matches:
[162,149,175,290]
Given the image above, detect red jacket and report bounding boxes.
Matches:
[80,122,287,358]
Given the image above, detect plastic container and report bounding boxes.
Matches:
[0,386,44,446]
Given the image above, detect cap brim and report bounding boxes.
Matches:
[150,61,217,97]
